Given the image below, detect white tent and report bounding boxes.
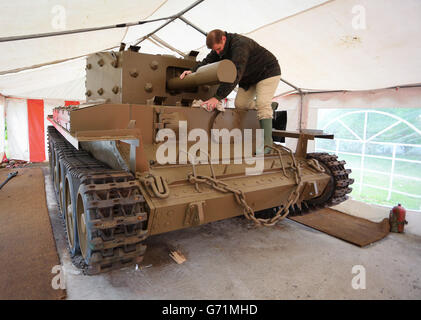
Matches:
[1,0,421,97]
[0,0,420,233]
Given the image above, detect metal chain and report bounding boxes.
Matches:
[188,172,303,227]
[183,145,305,227]
[137,173,170,199]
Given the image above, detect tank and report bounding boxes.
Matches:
[47,49,354,274]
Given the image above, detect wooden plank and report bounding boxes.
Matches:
[272,129,334,140]
[169,250,187,264]
[289,208,390,247]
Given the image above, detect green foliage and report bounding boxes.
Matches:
[316,108,421,211]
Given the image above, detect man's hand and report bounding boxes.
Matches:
[201,97,220,111]
[180,70,192,79]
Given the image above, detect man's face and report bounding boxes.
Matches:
[212,36,226,56]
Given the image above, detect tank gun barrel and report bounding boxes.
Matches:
[167,59,237,90]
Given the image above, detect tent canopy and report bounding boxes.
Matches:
[1,0,421,100]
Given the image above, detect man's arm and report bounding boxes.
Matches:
[191,50,220,72]
[213,42,250,100]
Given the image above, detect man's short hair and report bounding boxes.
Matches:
[206,29,225,49]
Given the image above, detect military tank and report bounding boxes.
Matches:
[47,48,354,274]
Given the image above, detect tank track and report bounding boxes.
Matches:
[288,152,354,216]
[47,126,148,274]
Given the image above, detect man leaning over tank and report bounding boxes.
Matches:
[180,29,281,154]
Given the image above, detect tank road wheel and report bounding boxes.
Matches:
[76,191,90,263]
[304,161,335,208]
[53,149,61,205]
[76,174,148,274]
[63,172,80,255]
[48,137,55,182]
[46,127,149,273]
[305,152,354,210]
[48,134,57,192]
[58,158,67,214]
[48,128,62,210]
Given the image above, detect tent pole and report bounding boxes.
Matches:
[178,16,207,36]
[280,78,301,93]
[0,16,173,43]
[149,35,188,58]
[0,0,205,44]
[133,0,205,46]
[279,78,304,131]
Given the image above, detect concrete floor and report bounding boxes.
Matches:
[43,166,421,300]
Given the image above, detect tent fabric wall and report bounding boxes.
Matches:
[274,86,421,152]
[6,98,29,161]
[4,98,81,162]
[126,0,328,54]
[0,0,167,74]
[244,0,421,92]
[0,95,5,158]
[2,0,421,98]
[0,58,86,100]
[0,0,421,99]
[191,0,421,95]
[27,99,46,162]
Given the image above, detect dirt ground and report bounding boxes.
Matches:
[42,165,421,300]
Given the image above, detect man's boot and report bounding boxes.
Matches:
[259,118,273,154]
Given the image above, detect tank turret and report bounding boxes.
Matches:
[85,51,237,106]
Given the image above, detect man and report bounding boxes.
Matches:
[180,29,281,154]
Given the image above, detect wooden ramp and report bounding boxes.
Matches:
[289,208,390,247]
[0,168,66,300]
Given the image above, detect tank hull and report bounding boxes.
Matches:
[47,51,354,274]
[49,103,335,235]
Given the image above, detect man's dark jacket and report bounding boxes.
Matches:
[192,32,281,100]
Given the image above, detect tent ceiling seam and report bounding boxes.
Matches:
[276,84,421,98]
[145,0,170,20]
[244,0,335,37]
[0,1,170,44]
[149,35,187,57]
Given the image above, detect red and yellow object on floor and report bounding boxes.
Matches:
[389,204,408,233]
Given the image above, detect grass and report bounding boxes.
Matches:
[315,150,421,211]
[316,108,421,210]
